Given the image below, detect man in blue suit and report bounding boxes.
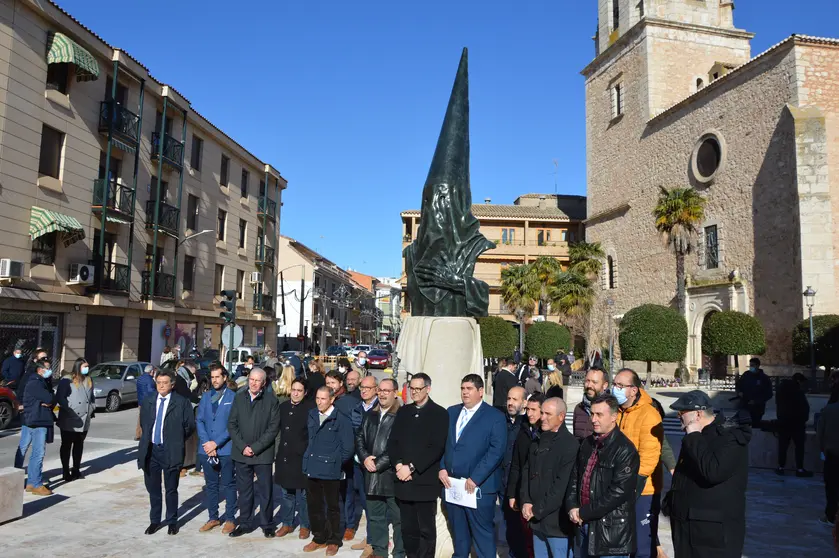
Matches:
[439,374,508,558]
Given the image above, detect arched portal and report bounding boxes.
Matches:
[700,310,728,379]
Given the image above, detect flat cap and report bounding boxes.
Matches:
[670,390,713,412]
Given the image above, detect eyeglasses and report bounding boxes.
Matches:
[612,382,630,389]
[409,386,428,393]
[377,388,394,394]
[360,385,377,391]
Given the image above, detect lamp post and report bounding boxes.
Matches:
[803,286,817,381]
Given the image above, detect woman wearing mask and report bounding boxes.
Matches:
[56,358,95,482]
[544,359,564,399]
[335,357,352,376]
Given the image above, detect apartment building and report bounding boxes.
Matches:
[0,0,286,370]
[400,194,586,323]
[374,277,402,341]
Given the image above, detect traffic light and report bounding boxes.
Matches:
[220,290,237,323]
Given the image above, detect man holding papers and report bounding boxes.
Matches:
[439,374,508,558]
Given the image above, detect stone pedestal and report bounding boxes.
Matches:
[395,316,486,557]
[0,467,25,524]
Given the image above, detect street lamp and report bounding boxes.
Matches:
[804,286,817,381]
[178,229,214,246]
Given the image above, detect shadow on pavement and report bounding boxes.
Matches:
[22,493,70,518]
[176,489,207,528]
[42,446,139,487]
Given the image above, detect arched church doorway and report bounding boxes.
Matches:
[701,310,728,379]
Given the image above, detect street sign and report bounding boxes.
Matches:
[222,325,243,348]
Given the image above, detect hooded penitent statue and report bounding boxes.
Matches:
[404,48,495,318]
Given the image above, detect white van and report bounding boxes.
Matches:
[226,346,265,374]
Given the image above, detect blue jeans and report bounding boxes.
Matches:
[201,454,236,522]
[26,427,48,488]
[634,494,660,558]
[15,425,31,468]
[344,462,365,530]
[533,532,571,558]
[580,524,629,558]
[278,486,309,529]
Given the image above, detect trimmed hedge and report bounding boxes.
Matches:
[619,304,687,364]
[478,316,518,359]
[792,314,839,369]
[525,321,571,359]
[702,311,766,356]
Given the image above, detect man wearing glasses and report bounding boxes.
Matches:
[348,375,380,554]
[388,373,449,558]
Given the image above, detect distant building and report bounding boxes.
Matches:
[400,194,586,325]
[375,277,402,341]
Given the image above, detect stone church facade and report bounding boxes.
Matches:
[584,0,839,375]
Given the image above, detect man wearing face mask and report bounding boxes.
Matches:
[667,391,750,558]
[734,357,773,428]
[612,368,663,558]
[22,359,57,496]
[352,351,369,379]
[0,345,25,389]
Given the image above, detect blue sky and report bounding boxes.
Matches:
[61,0,838,277]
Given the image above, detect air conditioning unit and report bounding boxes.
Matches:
[68,263,94,285]
[0,258,24,279]
[250,271,262,284]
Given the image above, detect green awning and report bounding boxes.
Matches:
[46,32,100,82]
[111,136,136,155]
[30,206,85,247]
[105,214,131,225]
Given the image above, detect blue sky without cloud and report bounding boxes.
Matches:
[60,0,838,278]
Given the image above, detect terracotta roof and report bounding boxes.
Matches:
[348,271,376,293]
[401,204,571,220]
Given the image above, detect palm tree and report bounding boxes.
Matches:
[653,186,707,314]
[530,256,563,318]
[549,268,595,317]
[568,241,606,277]
[500,264,539,352]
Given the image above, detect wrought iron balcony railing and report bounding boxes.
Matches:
[141,271,175,299]
[258,197,277,221]
[92,178,135,219]
[145,199,180,237]
[254,243,275,267]
[98,100,140,146]
[150,132,184,170]
[253,293,274,314]
[101,260,130,293]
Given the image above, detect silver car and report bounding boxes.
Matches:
[90,361,151,412]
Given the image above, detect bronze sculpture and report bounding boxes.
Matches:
[403,48,495,318]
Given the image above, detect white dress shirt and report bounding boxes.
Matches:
[152,394,171,444]
[455,401,483,442]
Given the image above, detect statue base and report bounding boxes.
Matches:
[395,316,489,557]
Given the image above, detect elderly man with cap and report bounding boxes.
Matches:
[666,390,751,558]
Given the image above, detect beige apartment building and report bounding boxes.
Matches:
[0,0,286,370]
[400,194,586,323]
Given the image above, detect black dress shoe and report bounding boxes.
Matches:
[144,523,161,535]
[229,525,252,538]
[168,524,179,535]
[263,528,275,538]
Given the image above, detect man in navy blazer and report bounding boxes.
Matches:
[439,374,508,558]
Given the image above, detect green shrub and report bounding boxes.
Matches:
[619,304,687,368]
[525,321,571,359]
[478,316,518,359]
[792,314,839,370]
[702,311,766,356]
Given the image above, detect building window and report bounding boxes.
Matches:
[46,63,70,94]
[214,264,224,293]
[237,270,245,299]
[537,229,551,246]
[186,194,199,231]
[259,179,266,198]
[637,0,644,19]
[239,219,247,249]
[691,131,726,184]
[31,232,57,265]
[560,229,568,242]
[315,275,321,288]
[150,176,169,202]
[610,83,624,119]
[217,209,226,241]
[220,155,229,187]
[183,255,195,291]
[696,77,704,91]
[190,136,203,171]
[105,76,128,104]
[612,0,620,31]
[705,225,719,269]
[501,228,515,245]
[607,255,616,289]
[241,169,249,198]
[38,125,63,179]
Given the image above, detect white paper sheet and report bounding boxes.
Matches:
[444,477,478,509]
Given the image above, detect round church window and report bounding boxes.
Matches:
[691,131,726,184]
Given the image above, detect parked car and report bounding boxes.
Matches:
[352,345,372,357]
[366,349,391,369]
[159,359,211,395]
[226,346,266,372]
[90,361,152,412]
[0,385,20,430]
[326,345,348,357]
[376,341,394,353]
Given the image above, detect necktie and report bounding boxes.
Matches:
[456,409,468,442]
[153,397,166,445]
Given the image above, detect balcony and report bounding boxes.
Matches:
[92,178,135,222]
[141,271,175,299]
[254,243,275,267]
[253,292,274,314]
[257,197,277,221]
[100,260,130,293]
[150,132,184,171]
[98,100,140,150]
[145,199,180,238]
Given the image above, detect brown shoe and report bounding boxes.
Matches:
[298,527,311,539]
[179,469,187,477]
[303,541,326,552]
[199,520,220,532]
[25,485,35,493]
[29,485,53,496]
[222,521,235,535]
[351,541,369,550]
[326,545,340,556]
[343,528,356,541]
[275,525,294,538]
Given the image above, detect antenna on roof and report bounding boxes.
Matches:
[552,159,558,194]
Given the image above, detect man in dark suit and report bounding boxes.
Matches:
[439,374,507,558]
[492,359,519,413]
[137,368,195,535]
[388,372,449,558]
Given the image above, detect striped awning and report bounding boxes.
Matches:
[104,214,131,225]
[46,32,100,82]
[111,136,136,155]
[30,207,85,247]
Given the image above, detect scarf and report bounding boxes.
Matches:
[211,387,226,405]
[177,366,191,383]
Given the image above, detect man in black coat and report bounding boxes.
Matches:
[521,397,578,556]
[228,367,281,538]
[387,373,449,558]
[667,390,751,558]
[500,386,527,558]
[275,377,316,538]
[566,394,640,558]
[493,359,519,412]
[0,346,25,388]
[137,369,195,535]
[776,373,813,477]
[507,394,544,558]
